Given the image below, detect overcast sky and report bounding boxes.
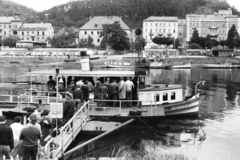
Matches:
[12,0,240,12]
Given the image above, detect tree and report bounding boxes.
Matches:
[2,36,20,47]
[78,36,95,48]
[226,24,239,49]
[174,38,181,49]
[219,40,226,47]
[191,43,202,49]
[152,36,173,46]
[204,40,215,49]
[50,31,77,48]
[190,30,200,44]
[100,21,130,51]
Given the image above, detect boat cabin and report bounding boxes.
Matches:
[138,85,183,106]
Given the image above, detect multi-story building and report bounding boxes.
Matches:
[143,16,179,43]
[0,14,54,46]
[79,16,131,46]
[186,8,239,42]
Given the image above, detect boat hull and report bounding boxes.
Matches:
[90,97,199,124]
[203,64,240,68]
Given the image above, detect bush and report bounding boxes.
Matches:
[191,43,202,49]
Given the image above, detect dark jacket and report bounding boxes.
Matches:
[0,123,14,149]
[63,99,75,116]
[20,125,41,146]
[73,89,83,102]
[81,85,89,100]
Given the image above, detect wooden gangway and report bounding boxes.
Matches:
[44,101,90,160]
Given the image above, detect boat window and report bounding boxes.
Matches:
[155,94,160,102]
[171,92,176,100]
[163,93,168,101]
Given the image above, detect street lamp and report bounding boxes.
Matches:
[135,28,142,62]
[195,80,205,94]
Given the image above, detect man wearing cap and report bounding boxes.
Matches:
[20,114,41,160]
[10,116,24,160]
[0,115,14,160]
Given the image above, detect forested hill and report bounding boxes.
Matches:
[36,0,239,29]
[0,0,37,21]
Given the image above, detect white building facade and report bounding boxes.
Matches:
[0,14,54,46]
[79,16,132,46]
[143,16,179,43]
[186,8,239,42]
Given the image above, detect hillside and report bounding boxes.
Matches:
[36,0,239,29]
[0,0,37,21]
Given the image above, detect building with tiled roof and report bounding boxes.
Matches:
[186,8,239,42]
[143,16,179,43]
[0,14,54,47]
[79,16,131,46]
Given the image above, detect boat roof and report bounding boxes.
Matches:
[0,83,31,90]
[139,84,183,92]
[23,69,148,77]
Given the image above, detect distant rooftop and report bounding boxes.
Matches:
[144,16,178,22]
[0,16,21,23]
[80,16,130,30]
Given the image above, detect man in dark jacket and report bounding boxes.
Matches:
[63,92,75,123]
[20,114,41,160]
[0,116,14,160]
[81,81,89,103]
[73,85,84,110]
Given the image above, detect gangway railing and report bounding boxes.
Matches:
[17,90,66,109]
[44,101,90,160]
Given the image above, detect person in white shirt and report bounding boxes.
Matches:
[118,77,127,107]
[125,77,134,107]
[10,116,24,160]
[76,79,84,87]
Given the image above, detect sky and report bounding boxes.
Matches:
[11,0,240,12]
[12,0,71,11]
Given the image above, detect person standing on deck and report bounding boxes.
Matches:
[110,79,119,107]
[119,77,127,107]
[101,84,109,107]
[47,76,56,91]
[76,78,84,87]
[93,81,102,107]
[81,81,90,103]
[126,77,134,107]
[73,85,84,110]
[20,114,41,160]
[0,116,14,160]
[86,80,94,93]
[10,116,24,160]
[104,78,111,105]
[63,92,75,123]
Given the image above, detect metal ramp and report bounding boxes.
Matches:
[44,101,90,160]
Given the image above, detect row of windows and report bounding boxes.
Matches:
[145,29,176,34]
[21,37,45,41]
[0,25,11,28]
[155,92,176,102]
[84,31,101,35]
[145,22,177,27]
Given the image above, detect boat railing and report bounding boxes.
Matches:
[17,90,67,107]
[89,99,160,116]
[44,101,90,160]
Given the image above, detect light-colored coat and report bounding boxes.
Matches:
[119,80,127,99]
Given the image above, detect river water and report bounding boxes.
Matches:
[0,66,240,160]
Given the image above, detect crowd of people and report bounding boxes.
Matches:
[47,75,138,111]
[0,111,55,160]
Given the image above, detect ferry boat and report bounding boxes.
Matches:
[17,69,203,121]
[102,61,150,69]
[168,63,192,69]
[203,63,240,69]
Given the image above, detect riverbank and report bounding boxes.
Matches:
[0,54,240,68]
